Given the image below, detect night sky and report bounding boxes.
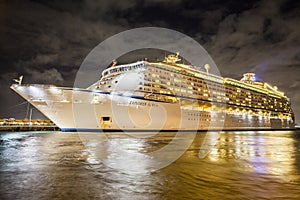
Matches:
[0,0,299,124]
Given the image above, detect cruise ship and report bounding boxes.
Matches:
[11,54,295,131]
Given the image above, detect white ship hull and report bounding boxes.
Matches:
[11,84,294,131]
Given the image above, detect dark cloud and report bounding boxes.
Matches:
[0,0,299,123]
[207,0,299,73]
[25,68,64,85]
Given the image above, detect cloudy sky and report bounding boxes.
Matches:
[0,0,299,124]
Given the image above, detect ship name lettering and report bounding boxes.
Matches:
[129,101,147,106]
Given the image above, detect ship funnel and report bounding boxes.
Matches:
[241,73,256,82]
[163,53,181,63]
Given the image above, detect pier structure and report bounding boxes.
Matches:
[0,118,59,131]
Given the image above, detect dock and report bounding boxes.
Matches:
[0,118,59,131]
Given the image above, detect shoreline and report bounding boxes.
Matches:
[0,125,60,132]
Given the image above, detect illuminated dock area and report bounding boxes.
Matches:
[0,118,59,131]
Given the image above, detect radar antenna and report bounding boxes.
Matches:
[111,59,117,67]
[204,64,210,74]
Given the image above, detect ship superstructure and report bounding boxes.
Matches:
[11,54,295,131]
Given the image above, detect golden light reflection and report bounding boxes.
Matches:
[206,131,298,181]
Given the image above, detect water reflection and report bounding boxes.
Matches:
[79,131,201,174]
[207,131,298,181]
[0,130,300,199]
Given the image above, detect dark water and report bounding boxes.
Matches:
[0,130,300,200]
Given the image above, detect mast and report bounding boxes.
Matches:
[29,108,32,126]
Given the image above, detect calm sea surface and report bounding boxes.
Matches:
[0,130,300,200]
